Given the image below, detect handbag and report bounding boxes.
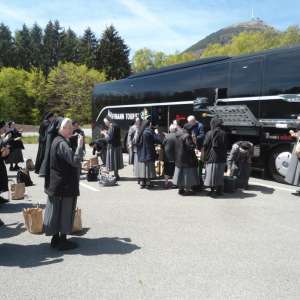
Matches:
[87,166,99,182]
[17,169,33,186]
[10,182,25,200]
[295,138,300,157]
[23,205,43,234]
[72,208,82,233]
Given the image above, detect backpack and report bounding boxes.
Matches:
[87,166,99,182]
[17,169,33,187]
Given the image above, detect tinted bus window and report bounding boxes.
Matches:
[229,58,262,98]
[264,51,300,95]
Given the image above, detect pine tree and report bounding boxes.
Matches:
[0,23,15,67]
[60,28,79,63]
[43,20,62,75]
[95,25,131,79]
[78,27,97,68]
[15,24,32,70]
[30,23,43,68]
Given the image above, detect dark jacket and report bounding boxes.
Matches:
[163,132,177,162]
[175,129,198,168]
[35,119,50,173]
[46,135,81,197]
[137,127,161,162]
[5,128,24,150]
[106,123,121,147]
[203,126,228,164]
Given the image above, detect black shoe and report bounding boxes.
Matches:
[0,196,9,204]
[140,184,146,189]
[58,239,78,251]
[178,189,185,195]
[50,235,60,248]
[0,219,4,227]
[182,190,196,196]
[292,190,300,196]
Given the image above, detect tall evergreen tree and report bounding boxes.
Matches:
[43,20,62,75]
[0,23,15,67]
[60,28,79,63]
[95,25,131,79]
[15,24,32,70]
[30,23,43,68]
[78,27,97,68]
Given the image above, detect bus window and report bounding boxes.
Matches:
[229,58,262,98]
[264,50,300,95]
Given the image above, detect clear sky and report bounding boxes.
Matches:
[0,0,299,55]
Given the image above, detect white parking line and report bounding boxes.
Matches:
[249,180,297,193]
[80,182,100,192]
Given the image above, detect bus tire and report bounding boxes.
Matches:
[267,145,292,183]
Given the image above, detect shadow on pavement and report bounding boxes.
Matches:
[0,237,141,268]
[0,203,46,214]
[247,184,275,194]
[0,222,26,239]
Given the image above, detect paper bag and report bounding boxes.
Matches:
[10,182,25,200]
[23,207,43,234]
[72,208,82,233]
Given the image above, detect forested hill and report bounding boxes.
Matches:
[184,18,275,54]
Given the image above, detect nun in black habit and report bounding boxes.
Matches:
[5,121,24,171]
[102,116,124,179]
[203,117,228,196]
[35,112,54,174]
[0,121,10,203]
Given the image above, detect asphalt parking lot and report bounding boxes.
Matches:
[1,144,300,300]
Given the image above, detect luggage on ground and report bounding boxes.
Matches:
[224,176,237,193]
[87,166,99,182]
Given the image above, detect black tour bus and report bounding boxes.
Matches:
[92,45,300,182]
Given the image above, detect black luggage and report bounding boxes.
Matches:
[87,166,99,182]
[224,176,237,193]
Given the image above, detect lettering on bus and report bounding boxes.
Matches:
[108,111,140,121]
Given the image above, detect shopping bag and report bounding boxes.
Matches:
[10,182,25,200]
[23,206,43,234]
[72,208,82,233]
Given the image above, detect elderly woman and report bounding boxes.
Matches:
[227,141,253,189]
[5,121,24,171]
[162,124,177,188]
[136,119,161,188]
[203,117,228,196]
[43,118,84,251]
[173,123,200,195]
[102,116,124,180]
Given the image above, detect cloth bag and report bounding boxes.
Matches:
[10,182,25,200]
[72,208,82,233]
[23,206,43,234]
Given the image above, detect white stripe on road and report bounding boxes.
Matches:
[80,182,100,192]
[80,178,297,193]
[249,180,297,193]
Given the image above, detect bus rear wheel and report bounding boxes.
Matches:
[267,145,292,183]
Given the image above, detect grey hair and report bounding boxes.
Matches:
[187,115,196,122]
[59,118,72,130]
[169,124,177,133]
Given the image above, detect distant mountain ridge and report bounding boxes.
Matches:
[184,18,275,54]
